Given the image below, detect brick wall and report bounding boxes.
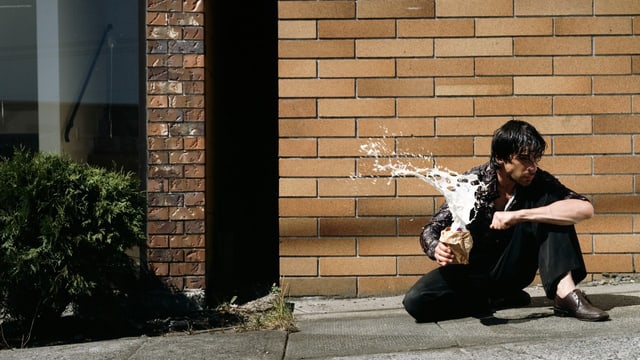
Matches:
[278,0,640,297]
[146,0,206,291]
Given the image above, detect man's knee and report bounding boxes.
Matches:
[402,287,425,321]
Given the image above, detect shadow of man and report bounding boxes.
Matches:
[478,294,640,326]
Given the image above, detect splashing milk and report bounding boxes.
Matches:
[360,140,484,231]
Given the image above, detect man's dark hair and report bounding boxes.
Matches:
[490,120,547,169]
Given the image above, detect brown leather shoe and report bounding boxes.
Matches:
[553,289,609,321]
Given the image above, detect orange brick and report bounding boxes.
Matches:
[280,237,356,256]
[594,115,640,133]
[279,119,356,137]
[279,178,317,197]
[399,215,429,235]
[594,75,640,94]
[319,256,397,276]
[594,234,640,253]
[358,78,434,97]
[279,40,354,59]
[318,178,396,197]
[522,116,592,134]
[634,56,640,73]
[398,58,474,77]
[398,98,473,117]
[279,139,317,157]
[358,197,434,216]
[279,60,317,78]
[357,39,434,58]
[279,99,316,118]
[357,0,435,19]
[634,95,640,112]
[516,0,592,16]
[634,215,640,232]
[278,20,316,39]
[435,0,512,17]
[358,276,418,296]
[281,277,356,297]
[595,37,640,55]
[476,18,552,36]
[280,257,318,276]
[514,76,591,95]
[398,137,474,156]
[279,79,355,98]
[280,158,355,177]
[358,236,425,255]
[554,95,631,115]
[594,155,640,174]
[278,1,355,19]
[318,99,395,117]
[279,218,318,237]
[475,97,552,116]
[319,59,396,78]
[577,215,633,234]
[515,37,592,56]
[594,195,640,213]
[476,57,552,75]
[579,234,594,254]
[358,118,435,137]
[318,20,395,38]
[319,138,392,157]
[435,77,512,96]
[398,19,474,37]
[319,218,397,236]
[398,256,437,275]
[435,38,512,57]
[279,198,355,216]
[436,117,508,136]
[554,56,631,75]
[558,175,633,194]
[595,0,640,15]
[584,254,633,272]
[555,17,632,35]
[537,156,592,175]
[554,135,631,154]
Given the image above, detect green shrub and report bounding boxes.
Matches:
[0,150,146,333]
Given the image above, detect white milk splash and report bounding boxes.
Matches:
[360,139,483,231]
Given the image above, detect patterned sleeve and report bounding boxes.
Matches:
[420,201,453,260]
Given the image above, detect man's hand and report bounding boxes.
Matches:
[490,210,520,230]
[434,242,455,266]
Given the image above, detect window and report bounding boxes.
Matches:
[0,0,142,175]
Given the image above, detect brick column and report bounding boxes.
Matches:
[146,0,206,291]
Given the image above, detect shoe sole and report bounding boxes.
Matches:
[553,308,609,322]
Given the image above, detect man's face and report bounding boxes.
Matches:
[502,153,539,187]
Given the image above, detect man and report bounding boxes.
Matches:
[403,120,608,322]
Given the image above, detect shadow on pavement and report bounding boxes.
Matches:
[479,293,640,326]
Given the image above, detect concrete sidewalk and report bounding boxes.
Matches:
[2,281,640,359]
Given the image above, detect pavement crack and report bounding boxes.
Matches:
[281,331,290,360]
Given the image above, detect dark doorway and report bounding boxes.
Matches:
[205,1,279,304]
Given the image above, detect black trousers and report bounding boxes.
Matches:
[403,222,586,322]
